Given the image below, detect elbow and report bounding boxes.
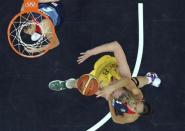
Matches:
[121,72,131,79]
[113,41,121,48]
[111,41,122,51]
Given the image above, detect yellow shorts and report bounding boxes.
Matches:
[90,55,121,88]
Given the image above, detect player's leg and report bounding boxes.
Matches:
[132,72,161,89]
[48,78,77,91]
[131,76,148,88]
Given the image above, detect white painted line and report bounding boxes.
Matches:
[132,3,144,77]
[86,3,144,131]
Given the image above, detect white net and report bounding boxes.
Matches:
[8,12,53,57]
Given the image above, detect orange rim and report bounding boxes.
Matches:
[7,0,56,58]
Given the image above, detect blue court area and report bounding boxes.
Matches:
[0,0,184,131]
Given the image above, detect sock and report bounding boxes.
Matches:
[65,78,76,89]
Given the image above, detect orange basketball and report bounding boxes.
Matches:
[77,74,99,96]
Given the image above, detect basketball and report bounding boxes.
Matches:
[77,74,99,96]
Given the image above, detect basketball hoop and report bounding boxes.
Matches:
[7,0,55,58]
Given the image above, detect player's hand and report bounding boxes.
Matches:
[77,50,93,64]
[95,87,113,101]
[96,90,109,101]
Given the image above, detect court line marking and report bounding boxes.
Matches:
[87,3,144,131]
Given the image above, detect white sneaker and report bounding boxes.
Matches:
[31,32,42,41]
[65,78,76,89]
[146,72,161,87]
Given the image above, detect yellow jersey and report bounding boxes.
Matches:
[90,55,121,87]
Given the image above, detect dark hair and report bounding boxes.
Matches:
[140,102,152,116]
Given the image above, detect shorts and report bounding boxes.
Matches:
[39,1,64,26]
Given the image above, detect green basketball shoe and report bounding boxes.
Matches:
[48,80,67,91]
[48,78,76,91]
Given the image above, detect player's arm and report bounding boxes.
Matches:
[49,33,59,49]
[107,78,130,92]
[78,41,131,78]
[96,78,130,99]
[96,78,143,100]
[108,96,139,124]
[109,78,143,100]
[113,41,131,78]
[41,19,59,49]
